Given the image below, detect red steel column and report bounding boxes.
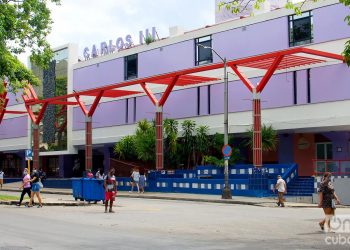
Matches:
[85,115,93,171]
[33,124,40,170]
[253,89,262,167]
[155,105,163,170]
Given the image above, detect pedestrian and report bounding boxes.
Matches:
[0,169,4,190]
[86,169,93,178]
[27,169,43,208]
[274,175,287,207]
[104,168,116,213]
[130,168,140,193]
[139,167,146,194]
[38,168,47,186]
[318,172,341,232]
[17,168,31,206]
[96,168,103,180]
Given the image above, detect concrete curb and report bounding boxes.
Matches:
[2,188,348,208]
[2,188,71,195]
[0,200,90,206]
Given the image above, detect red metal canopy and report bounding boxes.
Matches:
[0,46,345,171]
[15,47,344,108]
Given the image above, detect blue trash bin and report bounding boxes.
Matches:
[72,178,83,201]
[82,178,105,202]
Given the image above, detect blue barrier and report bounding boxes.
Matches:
[71,178,105,201]
[44,179,72,189]
[82,178,105,201]
[3,178,22,183]
[65,164,298,197]
[72,178,83,201]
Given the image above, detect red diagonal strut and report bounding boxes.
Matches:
[229,65,255,92]
[256,55,284,93]
[159,75,180,106]
[140,82,158,106]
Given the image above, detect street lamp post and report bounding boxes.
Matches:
[197,44,232,199]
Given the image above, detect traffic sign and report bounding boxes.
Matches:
[25,149,33,161]
[222,144,232,157]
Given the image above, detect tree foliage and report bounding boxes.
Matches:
[246,124,278,151]
[113,135,136,160]
[218,0,350,65]
[195,125,210,165]
[114,118,244,169]
[163,118,179,167]
[181,120,196,168]
[0,0,60,94]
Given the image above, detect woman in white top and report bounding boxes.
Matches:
[130,168,140,193]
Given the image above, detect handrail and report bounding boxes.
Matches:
[313,159,350,176]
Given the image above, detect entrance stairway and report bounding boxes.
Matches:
[285,176,314,196]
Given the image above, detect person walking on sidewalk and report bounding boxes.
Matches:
[17,168,31,206]
[139,167,146,194]
[27,169,43,208]
[0,169,4,189]
[104,168,116,213]
[274,175,287,207]
[130,168,140,193]
[318,172,341,232]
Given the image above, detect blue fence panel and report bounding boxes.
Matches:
[72,178,83,200]
[82,178,105,201]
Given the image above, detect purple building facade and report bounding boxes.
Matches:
[1,1,349,177]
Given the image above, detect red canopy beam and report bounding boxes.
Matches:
[74,91,105,171]
[4,110,27,114]
[229,65,254,92]
[0,99,9,124]
[140,82,158,106]
[256,55,284,93]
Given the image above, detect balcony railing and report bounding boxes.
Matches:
[313,159,350,176]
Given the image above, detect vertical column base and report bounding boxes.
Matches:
[33,124,39,170]
[85,116,93,172]
[253,90,262,168]
[155,105,163,170]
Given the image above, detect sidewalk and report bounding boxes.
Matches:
[0,181,341,208]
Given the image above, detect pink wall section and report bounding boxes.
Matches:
[293,133,316,176]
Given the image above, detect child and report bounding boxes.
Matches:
[104,168,116,213]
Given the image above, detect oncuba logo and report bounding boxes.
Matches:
[83,27,157,60]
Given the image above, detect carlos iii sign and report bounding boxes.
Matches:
[83,27,157,60]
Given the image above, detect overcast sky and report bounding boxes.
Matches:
[19,0,215,64]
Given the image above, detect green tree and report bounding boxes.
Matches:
[195,125,210,165]
[134,119,156,163]
[181,120,196,168]
[0,0,60,94]
[246,124,278,151]
[113,135,137,160]
[163,118,179,168]
[218,0,350,65]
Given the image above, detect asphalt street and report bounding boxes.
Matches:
[0,197,349,250]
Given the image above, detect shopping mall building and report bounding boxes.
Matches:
[0,0,349,178]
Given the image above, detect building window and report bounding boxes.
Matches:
[197,87,200,115]
[288,11,313,47]
[124,54,138,80]
[307,69,311,103]
[208,85,211,114]
[293,71,297,105]
[195,36,213,66]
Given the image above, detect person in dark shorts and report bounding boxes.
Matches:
[139,168,146,194]
[104,168,116,213]
[318,172,341,232]
[27,169,43,208]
